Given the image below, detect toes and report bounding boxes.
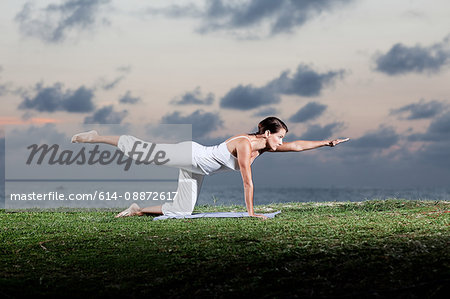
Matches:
[115,211,128,218]
[115,209,130,218]
[71,135,78,143]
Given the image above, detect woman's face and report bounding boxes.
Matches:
[266,128,286,151]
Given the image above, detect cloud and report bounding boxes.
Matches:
[119,91,141,104]
[19,82,95,113]
[102,76,124,90]
[390,99,447,120]
[148,0,354,39]
[427,112,450,135]
[0,84,8,97]
[289,102,327,123]
[99,65,132,90]
[413,139,450,169]
[403,10,426,19]
[348,126,399,149]
[6,123,68,149]
[116,65,132,73]
[21,111,34,121]
[0,66,10,96]
[220,84,279,110]
[252,107,280,117]
[84,105,128,124]
[299,122,343,140]
[220,64,345,110]
[160,110,223,138]
[15,0,111,43]
[269,64,345,97]
[408,111,450,142]
[171,87,214,105]
[374,35,450,75]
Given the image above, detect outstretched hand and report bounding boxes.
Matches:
[328,138,350,147]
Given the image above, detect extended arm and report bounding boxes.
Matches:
[274,138,350,152]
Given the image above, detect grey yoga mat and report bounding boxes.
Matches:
[153,211,281,220]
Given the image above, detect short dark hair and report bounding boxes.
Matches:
[250,116,288,135]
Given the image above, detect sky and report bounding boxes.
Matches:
[1,0,450,189]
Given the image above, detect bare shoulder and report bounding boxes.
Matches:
[225,135,253,151]
[225,135,253,159]
[225,134,251,143]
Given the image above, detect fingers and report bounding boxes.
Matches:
[328,137,350,147]
[335,138,350,145]
[251,214,268,220]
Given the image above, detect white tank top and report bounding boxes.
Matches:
[192,136,251,175]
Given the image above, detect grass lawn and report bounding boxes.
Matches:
[1,200,449,298]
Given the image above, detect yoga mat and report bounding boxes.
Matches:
[153,211,281,220]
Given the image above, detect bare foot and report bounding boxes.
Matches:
[71,130,99,143]
[115,203,141,218]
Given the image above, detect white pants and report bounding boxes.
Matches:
[117,135,205,216]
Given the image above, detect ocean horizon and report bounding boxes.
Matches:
[197,184,450,206]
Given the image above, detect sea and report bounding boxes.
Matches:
[1,182,449,209]
[196,185,450,206]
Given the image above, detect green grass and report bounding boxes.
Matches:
[1,200,449,298]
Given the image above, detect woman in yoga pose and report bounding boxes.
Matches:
[71,117,349,219]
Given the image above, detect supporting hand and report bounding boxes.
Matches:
[250,214,268,220]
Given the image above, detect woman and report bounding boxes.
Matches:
[71,117,349,219]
